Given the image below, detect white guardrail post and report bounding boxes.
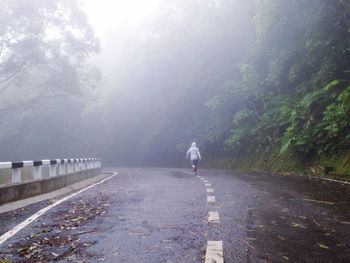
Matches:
[42,160,51,177]
[79,159,82,171]
[69,159,74,173]
[33,161,42,179]
[74,159,79,172]
[63,159,68,174]
[58,159,64,175]
[11,162,22,183]
[49,160,56,177]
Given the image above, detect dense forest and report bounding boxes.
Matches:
[1,0,350,177]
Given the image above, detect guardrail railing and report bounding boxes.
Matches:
[0,158,102,184]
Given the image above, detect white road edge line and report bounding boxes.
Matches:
[208,211,220,223]
[205,240,223,263]
[0,172,118,246]
[302,175,350,185]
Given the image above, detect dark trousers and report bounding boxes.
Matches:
[191,159,198,172]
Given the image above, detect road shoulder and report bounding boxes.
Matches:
[0,172,114,214]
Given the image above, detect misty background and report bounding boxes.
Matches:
[1,0,350,172]
[0,0,253,166]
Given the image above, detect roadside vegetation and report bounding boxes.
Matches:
[108,0,350,177]
[214,0,350,177]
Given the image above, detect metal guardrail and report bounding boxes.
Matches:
[0,158,102,184]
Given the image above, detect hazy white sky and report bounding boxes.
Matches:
[79,0,170,86]
[81,0,163,38]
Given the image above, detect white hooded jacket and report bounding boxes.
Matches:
[186,142,201,161]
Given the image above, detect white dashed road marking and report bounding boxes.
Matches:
[207,196,215,203]
[188,170,224,262]
[0,172,118,246]
[205,241,224,263]
[208,211,220,223]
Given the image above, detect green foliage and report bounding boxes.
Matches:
[0,0,100,161]
[7,0,346,170]
[202,0,350,174]
[97,0,350,170]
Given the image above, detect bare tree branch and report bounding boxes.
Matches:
[0,37,4,57]
[0,66,23,95]
[0,68,22,84]
[0,78,15,96]
[0,94,71,118]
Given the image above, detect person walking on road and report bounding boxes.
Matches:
[186,142,201,174]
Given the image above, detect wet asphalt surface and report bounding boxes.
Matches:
[0,168,349,262]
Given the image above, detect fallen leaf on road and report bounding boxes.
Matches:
[83,243,93,247]
[64,254,77,260]
[277,235,286,240]
[245,237,256,241]
[291,222,307,229]
[17,247,29,255]
[282,255,289,260]
[312,219,321,227]
[317,243,330,249]
[240,239,256,251]
[303,198,335,205]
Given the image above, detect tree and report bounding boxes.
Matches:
[0,0,99,117]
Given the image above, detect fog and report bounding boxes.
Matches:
[0,0,253,166]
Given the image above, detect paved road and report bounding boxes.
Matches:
[0,168,349,262]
